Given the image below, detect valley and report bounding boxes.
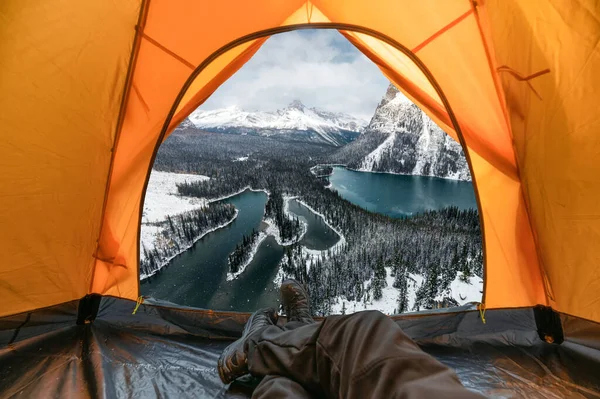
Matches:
[140,83,483,316]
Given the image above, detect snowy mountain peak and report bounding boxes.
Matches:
[226,104,243,111]
[287,100,306,110]
[187,102,367,146]
[366,84,423,135]
[332,83,471,181]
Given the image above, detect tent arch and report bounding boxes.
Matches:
[137,23,489,305]
[14,0,588,320]
[92,4,546,315]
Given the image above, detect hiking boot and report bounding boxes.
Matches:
[280,279,314,324]
[217,308,278,384]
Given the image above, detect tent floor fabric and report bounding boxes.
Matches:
[1,298,599,398]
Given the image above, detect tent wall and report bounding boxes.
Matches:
[1,0,598,322]
[0,1,142,317]
[481,0,600,324]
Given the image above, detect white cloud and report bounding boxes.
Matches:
[200,30,389,120]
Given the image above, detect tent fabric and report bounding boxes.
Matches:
[1,297,599,398]
[0,0,599,325]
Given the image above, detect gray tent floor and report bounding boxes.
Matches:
[1,297,599,398]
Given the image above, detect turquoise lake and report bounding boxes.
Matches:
[328,167,477,217]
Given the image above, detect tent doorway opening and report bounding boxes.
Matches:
[139,29,483,317]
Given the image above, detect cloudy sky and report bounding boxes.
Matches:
[200,30,390,121]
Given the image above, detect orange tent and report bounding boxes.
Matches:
[1,0,599,325]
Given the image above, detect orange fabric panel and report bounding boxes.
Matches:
[0,1,141,317]
[468,151,545,307]
[92,0,306,298]
[484,0,600,322]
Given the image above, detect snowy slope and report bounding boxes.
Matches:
[188,101,367,146]
[360,132,396,170]
[332,84,471,181]
[141,170,209,261]
[331,270,482,315]
[142,170,209,224]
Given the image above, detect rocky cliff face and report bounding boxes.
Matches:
[332,84,471,181]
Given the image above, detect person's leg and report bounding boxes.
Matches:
[218,280,315,386]
[247,310,486,399]
[218,308,278,384]
[251,375,313,399]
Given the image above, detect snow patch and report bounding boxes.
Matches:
[142,170,209,224]
[330,270,482,316]
[330,268,424,315]
[206,186,269,203]
[435,272,483,305]
[141,170,210,264]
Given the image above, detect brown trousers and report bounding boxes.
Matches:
[247,310,486,399]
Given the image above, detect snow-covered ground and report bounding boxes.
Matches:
[330,268,418,315]
[436,272,483,304]
[141,171,210,264]
[142,170,209,224]
[330,269,482,315]
[226,232,268,281]
[206,186,269,204]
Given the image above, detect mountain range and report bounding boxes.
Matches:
[187,100,366,146]
[330,84,471,181]
[180,84,471,181]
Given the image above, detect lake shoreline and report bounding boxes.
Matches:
[313,163,471,183]
[142,188,335,285]
[140,208,239,281]
[293,199,346,270]
[207,186,270,204]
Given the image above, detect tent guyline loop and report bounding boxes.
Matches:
[496,66,551,100]
[305,1,314,23]
[132,296,144,315]
[478,303,486,324]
